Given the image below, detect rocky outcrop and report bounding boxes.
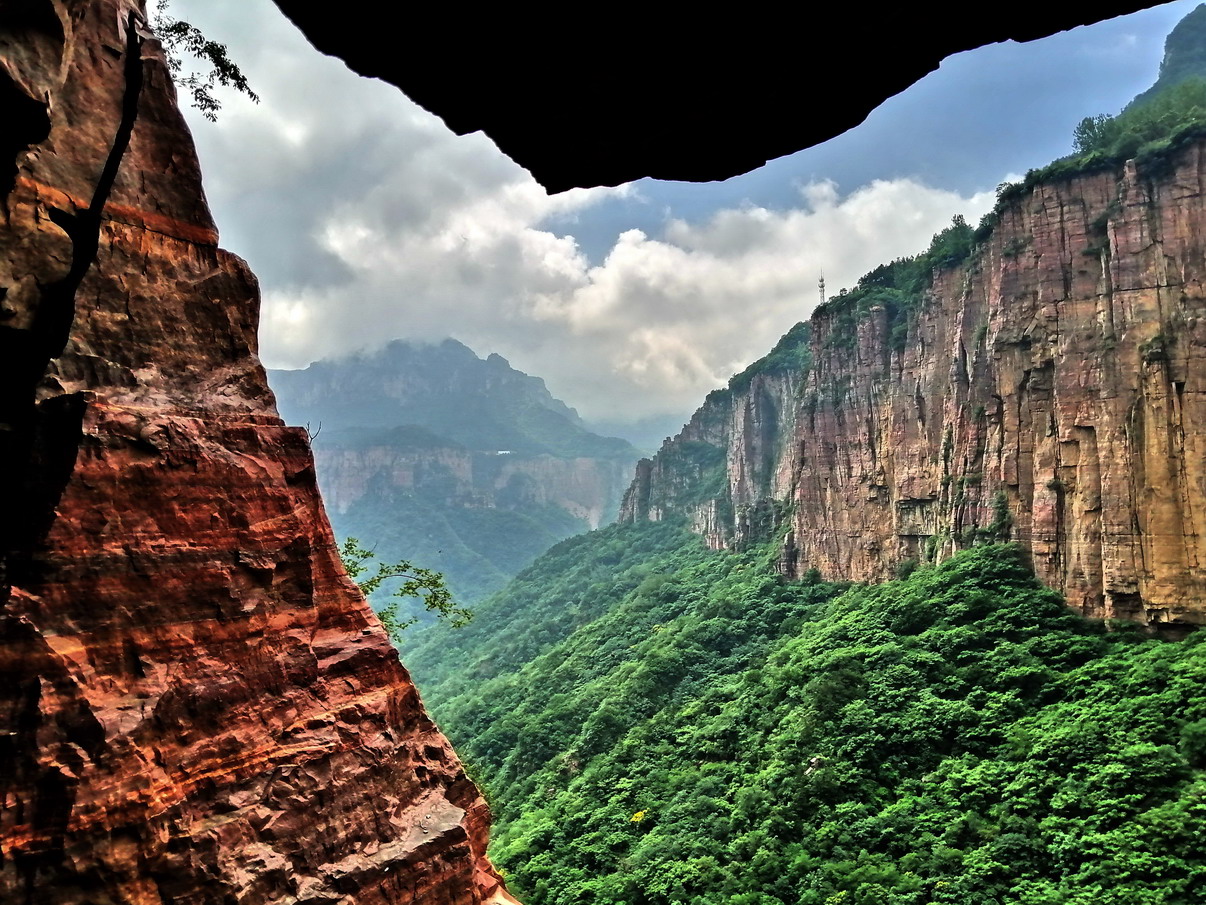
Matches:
[620,372,802,546]
[623,146,1206,629]
[0,2,510,903]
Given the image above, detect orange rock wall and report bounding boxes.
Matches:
[623,149,1206,628]
[0,2,509,902]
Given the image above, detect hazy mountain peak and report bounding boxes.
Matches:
[270,337,634,459]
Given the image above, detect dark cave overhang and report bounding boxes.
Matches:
[270,1,1162,192]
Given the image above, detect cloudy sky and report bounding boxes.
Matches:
[170,0,1199,431]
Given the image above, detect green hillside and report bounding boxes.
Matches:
[330,472,587,606]
[414,529,1206,905]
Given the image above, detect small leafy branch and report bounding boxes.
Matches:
[339,537,472,643]
[152,1,259,121]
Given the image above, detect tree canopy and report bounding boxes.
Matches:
[152,1,258,121]
[339,536,472,643]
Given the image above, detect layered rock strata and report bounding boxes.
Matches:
[623,148,1206,628]
[0,2,510,903]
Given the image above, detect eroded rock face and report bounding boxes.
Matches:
[0,2,510,902]
[623,148,1206,629]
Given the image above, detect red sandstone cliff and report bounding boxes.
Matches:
[0,2,512,902]
[622,147,1206,629]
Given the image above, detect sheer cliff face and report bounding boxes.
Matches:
[0,3,509,903]
[623,148,1206,629]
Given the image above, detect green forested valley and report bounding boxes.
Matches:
[405,526,1206,904]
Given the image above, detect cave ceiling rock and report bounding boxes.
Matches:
[272,1,1160,192]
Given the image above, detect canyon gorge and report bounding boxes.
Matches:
[1,0,1201,902]
[623,145,1206,629]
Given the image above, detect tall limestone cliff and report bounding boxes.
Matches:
[623,147,1206,629]
[0,2,512,902]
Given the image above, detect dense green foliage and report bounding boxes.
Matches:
[412,531,1206,905]
[1073,77,1206,162]
[332,469,589,612]
[401,520,704,693]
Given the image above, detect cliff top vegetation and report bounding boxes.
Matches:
[761,16,1206,384]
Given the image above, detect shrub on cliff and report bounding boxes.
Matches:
[339,536,472,641]
[152,1,258,121]
[813,216,972,355]
[1071,77,1206,163]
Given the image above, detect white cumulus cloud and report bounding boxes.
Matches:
[260,175,994,421]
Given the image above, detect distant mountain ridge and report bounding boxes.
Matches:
[269,339,639,609]
[272,338,633,459]
[1130,2,1206,107]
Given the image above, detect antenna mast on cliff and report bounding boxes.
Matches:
[818,271,826,305]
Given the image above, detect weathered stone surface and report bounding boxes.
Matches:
[623,146,1206,629]
[0,2,510,902]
